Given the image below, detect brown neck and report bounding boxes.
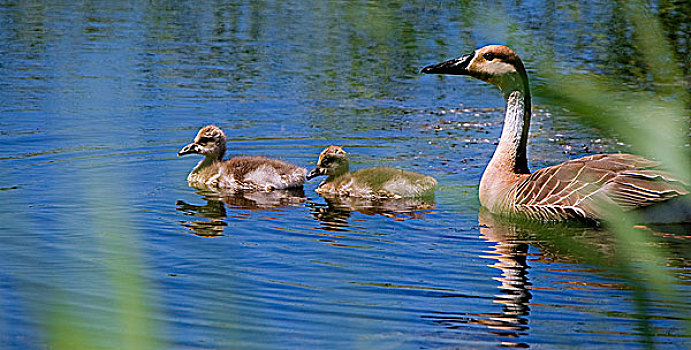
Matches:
[191,156,217,174]
[216,143,226,162]
[192,147,224,174]
[326,162,349,182]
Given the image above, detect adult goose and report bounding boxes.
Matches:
[178,125,306,191]
[422,45,689,222]
[307,145,437,199]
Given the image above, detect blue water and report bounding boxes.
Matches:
[1,1,689,349]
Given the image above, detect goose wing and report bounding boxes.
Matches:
[512,153,688,220]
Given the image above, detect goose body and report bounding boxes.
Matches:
[307,146,437,199]
[178,125,306,191]
[422,45,689,222]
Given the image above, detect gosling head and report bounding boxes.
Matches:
[421,45,528,94]
[178,125,227,161]
[306,145,350,180]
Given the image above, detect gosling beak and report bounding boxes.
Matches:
[421,53,473,75]
[177,143,200,157]
[306,167,326,180]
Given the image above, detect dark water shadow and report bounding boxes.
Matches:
[176,188,307,237]
[309,195,436,232]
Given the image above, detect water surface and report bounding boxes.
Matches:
[1,1,689,349]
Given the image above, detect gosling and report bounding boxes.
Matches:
[307,146,437,199]
[178,125,306,191]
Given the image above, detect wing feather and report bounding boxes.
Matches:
[510,153,688,220]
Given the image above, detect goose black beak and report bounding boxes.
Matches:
[421,53,473,75]
[177,143,200,156]
[306,167,326,180]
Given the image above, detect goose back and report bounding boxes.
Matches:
[316,167,438,199]
[188,156,306,191]
[507,153,689,221]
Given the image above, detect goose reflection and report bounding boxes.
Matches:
[423,208,532,348]
[176,188,306,237]
[477,208,532,342]
[310,195,436,231]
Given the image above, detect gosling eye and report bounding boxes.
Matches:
[321,158,332,166]
[198,136,214,144]
[483,52,495,61]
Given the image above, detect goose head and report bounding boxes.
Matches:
[421,45,529,95]
[306,145,350,180]
[178,124,227,161]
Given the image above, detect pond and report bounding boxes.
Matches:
[0,1,689,349]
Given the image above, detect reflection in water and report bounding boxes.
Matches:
[176,188,306,237]
[477,209,532,347]
[176,197,228,237]
[310,195,436,231]
[423,210,691,348]
[424,208,532,348]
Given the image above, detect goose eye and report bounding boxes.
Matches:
[483,52,495,61]
[321,158,331,166]
[198,136,214,144]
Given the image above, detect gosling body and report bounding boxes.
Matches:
[307,146,437,199]
[178,125,306,191]
[422,45,689,222]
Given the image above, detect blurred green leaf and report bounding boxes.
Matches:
[531,0,691,342]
